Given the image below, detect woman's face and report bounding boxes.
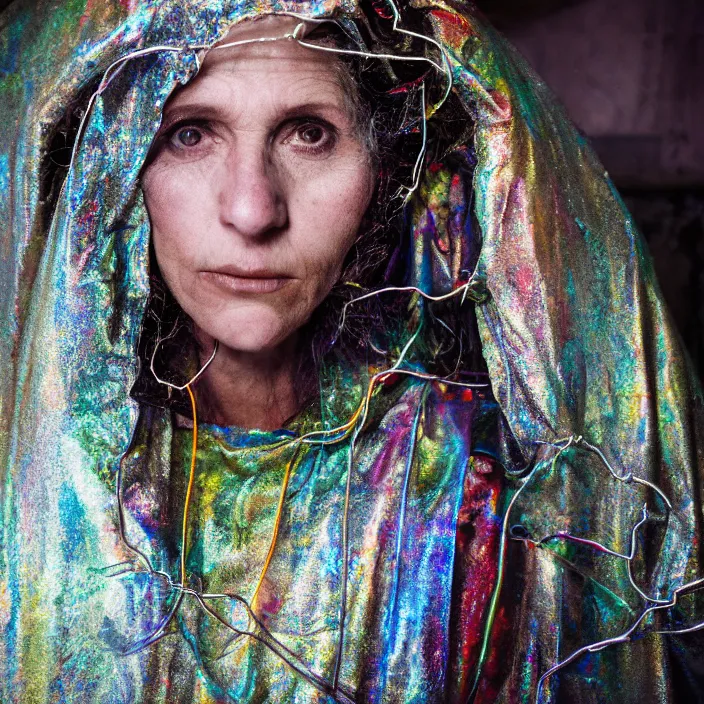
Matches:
[142,17,375,354]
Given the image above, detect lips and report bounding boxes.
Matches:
[200,268,293,294]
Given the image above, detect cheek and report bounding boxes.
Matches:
[142,164,211,276]
[293,161,374,286]
[143,163,178,230]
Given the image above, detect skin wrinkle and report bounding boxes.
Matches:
[142,16,376,430]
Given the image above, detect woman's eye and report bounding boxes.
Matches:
[298,124,325,145]
[168,126,204,149]
[284,120,336,154]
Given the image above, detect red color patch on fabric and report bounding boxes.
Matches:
[488,89,512,121]
[514,263,535,298]
[448,457,505,702]
[430,8,473,46]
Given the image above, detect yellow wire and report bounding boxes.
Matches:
[181,384,198,587]
[179,373,373,615]
[251,442,301,612]
[249,377,375,613]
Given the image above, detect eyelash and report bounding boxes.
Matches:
[161,117,338,156]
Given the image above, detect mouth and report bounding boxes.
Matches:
[200,269,294,294]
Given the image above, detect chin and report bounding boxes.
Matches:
[204,307,300,354]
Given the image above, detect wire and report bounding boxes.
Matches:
[181,384,199,587]
[251,441,302,611]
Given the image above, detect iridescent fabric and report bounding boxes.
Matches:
[1,1,702,703]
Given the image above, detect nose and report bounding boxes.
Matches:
[218,145,288,239]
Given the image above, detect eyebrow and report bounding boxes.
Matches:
[160,104,231,130]
[160,100,352,131]
[278,101,351,122]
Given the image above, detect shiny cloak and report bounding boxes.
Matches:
[0,0,702,702]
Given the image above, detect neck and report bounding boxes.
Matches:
[192,331,302,430]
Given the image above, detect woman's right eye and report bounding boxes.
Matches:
[169,126,203,149]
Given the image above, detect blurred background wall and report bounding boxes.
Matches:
[477,0,704,380]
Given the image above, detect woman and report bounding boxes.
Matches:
[1,1,702,702]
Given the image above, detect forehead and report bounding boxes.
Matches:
[166,16,346,111]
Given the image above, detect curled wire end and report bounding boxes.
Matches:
[150,338,219,391]
[290,22,306,40]
[525,436,703,703]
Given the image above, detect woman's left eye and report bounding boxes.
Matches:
[298,124,325,144]
[284,120,336,153]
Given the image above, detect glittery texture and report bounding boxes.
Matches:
[1,0,702,702]
[115,373,492,702]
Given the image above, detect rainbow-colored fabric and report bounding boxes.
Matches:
[0,0,702,702]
